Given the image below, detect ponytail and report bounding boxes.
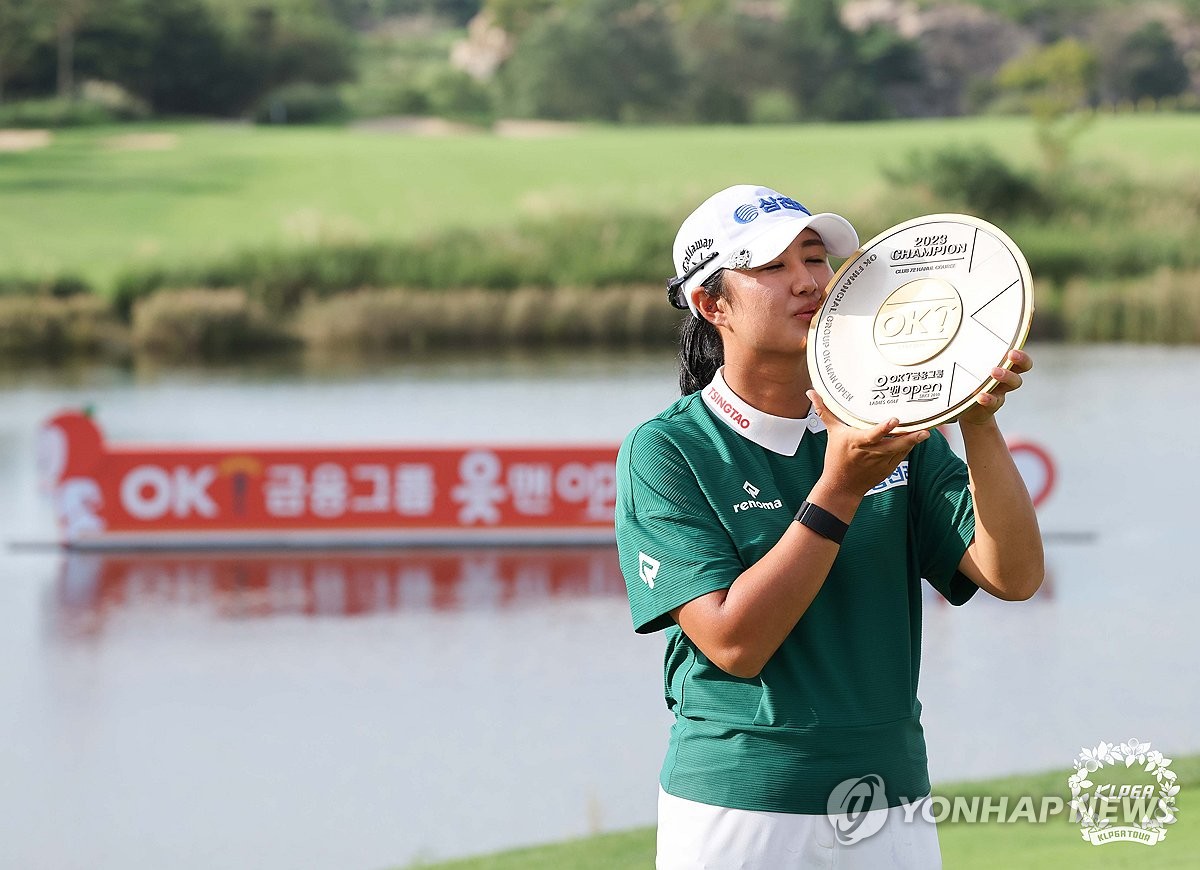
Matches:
[678,269,726,395]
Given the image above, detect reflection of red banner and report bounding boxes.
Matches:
[39,410,618,547]
[56,546,625,635]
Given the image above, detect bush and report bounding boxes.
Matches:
[424,68,494,124]
[749,90,800,124]
[884,145,1050,219]
[253,83,349,125]
[0,295,125,360]
[131,288,295,359]
[0,274,93,299]
[0,94,145,128]
[112,211,677,316]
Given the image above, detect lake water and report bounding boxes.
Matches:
[1,345,1197,870]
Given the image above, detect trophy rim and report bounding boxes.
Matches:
[807,213,1036,433]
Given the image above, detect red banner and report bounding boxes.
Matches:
[39,410,618,547]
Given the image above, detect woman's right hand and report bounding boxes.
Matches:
[806,390,929,503]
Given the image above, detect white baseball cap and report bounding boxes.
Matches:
[669,184,860,317]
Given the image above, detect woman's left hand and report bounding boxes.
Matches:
[957,349,1032,427]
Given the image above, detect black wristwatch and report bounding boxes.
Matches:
[794,500,849,545]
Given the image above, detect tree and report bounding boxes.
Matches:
[0,0,49,102]
[994,39,1098,172]
[52,0,94,97]
[776,0,889,121]
[671,3,769,124]
[500,0,683,121]
[484,0,555,38]
[995,38,1098,115]
[69,0,249,114]
[1107,21,1190,103]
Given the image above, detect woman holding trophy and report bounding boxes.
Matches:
[615,184,1043,868]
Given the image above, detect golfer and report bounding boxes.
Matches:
[615,184,1043,869]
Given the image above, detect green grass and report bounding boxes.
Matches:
[406,754,1200,870]
[1,114,1198,292]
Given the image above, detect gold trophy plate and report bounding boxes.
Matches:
[808,214,1034,432]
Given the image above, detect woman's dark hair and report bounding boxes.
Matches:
[679,269,727,395]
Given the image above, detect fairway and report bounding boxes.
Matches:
[1,114,1198,290]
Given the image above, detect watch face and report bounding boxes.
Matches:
[808,214,1034,432]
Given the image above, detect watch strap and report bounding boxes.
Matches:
[794,500,849,545]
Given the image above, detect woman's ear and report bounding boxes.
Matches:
[694,290,726,327]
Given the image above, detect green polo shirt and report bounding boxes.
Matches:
[615,369,977,814]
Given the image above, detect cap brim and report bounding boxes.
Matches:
[682,211,859,317]
[743,213,859,266]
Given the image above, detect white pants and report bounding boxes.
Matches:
[657,788,941,870]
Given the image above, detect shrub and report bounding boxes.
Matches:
[883,145,1050,219]
[749,90,800,125]
[424,68,494,124]
[112,211,677,316]
[0,94,144,128]
[253,83,349,125]
[0,274,93,299]
[131,288,294,359]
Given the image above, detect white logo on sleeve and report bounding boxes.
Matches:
[638,552,660,589]
[743,480,760,497]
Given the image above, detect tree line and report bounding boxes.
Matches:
[0,0,369,113]
[488,0,1197,123]
[0,0,1195,123]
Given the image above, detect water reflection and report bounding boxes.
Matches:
[55,544,1069,641]
[54,546,625,637]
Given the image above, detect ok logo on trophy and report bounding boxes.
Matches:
[809,214,1034,432]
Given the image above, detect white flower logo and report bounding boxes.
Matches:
[1069,738,1178,845]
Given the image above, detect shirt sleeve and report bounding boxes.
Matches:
[910,428,978,606]
[616,421,745,634]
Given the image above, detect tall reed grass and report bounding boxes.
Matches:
[1063,269,1200,343]
[131,288,295,361]
[112,212,674,318]
[0,295,124,360]
[296,285,678,353]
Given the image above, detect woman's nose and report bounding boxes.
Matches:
[792,267,819,294]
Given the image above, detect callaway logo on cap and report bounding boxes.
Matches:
[668,184,860,317]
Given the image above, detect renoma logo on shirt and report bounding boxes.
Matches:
[734,480,783,513]
[638,552,660,589]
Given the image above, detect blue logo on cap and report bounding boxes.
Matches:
[733,204,759,224]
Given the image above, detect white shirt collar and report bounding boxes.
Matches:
[700,367,825,456]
